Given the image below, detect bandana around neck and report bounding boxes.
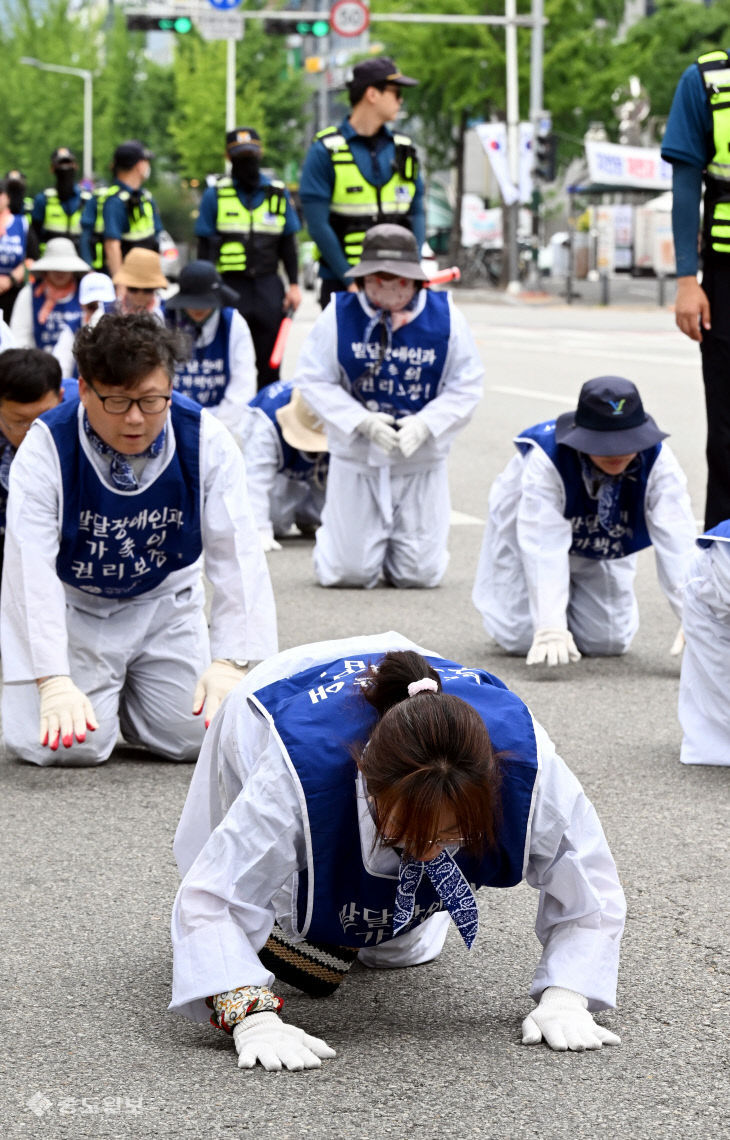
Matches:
[83,411,166,491]
[579,453,640,534]
[393,849,479,949]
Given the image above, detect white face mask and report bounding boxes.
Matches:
[363,274,417,312]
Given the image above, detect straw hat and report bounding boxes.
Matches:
[276,388,328,452]
[32,237,90,275]
[113,248,167,290]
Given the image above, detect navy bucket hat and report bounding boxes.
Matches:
[554,376,668,456]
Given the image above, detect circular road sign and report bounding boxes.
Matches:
[207,0,242,10]
[330,0,369,38]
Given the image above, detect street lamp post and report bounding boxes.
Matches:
[20,58,94,182]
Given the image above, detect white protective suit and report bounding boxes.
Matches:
[679,533,730,765]
[295,291,483,588]
[473,442,697,655]
[170,632,625,1023]
[1,403,278,766]
[171,308,256,438]
[241,399,327,541]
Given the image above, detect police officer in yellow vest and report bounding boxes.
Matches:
[80,140,162,279]
[300,57,425,311]
[31,148,92,260]
[196,127,302,390]
[663,51,730,529]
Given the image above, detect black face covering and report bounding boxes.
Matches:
[231,155,261,191]
[6,176,26,215]
[55,167,77,201]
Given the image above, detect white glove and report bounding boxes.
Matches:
[522,987,621,1052]
[669,625,685,656]
[526,628,582,667]
[38,675,99,751]
[233,1011,336,1072]
[259,529,283,553]
[356,411,399,453]
[395,415,431,458]
[192,658,248,728]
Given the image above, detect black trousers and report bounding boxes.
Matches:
[318,277,349,310]
[700,263,730,529]
[223,272,285,390]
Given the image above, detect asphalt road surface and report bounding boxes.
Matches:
[3,287,728,1139]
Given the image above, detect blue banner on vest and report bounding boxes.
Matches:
[249,379,329,485]
[250,654,538,948]
[0,214,26,272]
[171,308,233,408]
[335,292,450,418]
[515,418,659,560]
[47,393,203,598]
[32,290,82,353]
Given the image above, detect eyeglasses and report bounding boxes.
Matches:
[381,834,475,852]
[86,378,171,415]
[380,84,404,101]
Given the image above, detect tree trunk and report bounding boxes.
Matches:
[448,108,468,264]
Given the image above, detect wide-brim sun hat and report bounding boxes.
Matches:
[165,260,239,310]
[32,237,90,275]
[276,388,328,453]
[345,223,428,281]
[112,248,168,290]
[554,375,668,457]
[79,272,116,305]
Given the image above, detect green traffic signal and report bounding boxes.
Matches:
[295,19,329,36]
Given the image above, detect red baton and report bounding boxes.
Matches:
[269,306,295,370]
[425,266,461,287]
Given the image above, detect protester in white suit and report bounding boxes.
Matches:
[170,631,625,1072]
[473,377,696,665]
[295,224,482,588]
[242,381,328,552]
[679,520,730,765]
[0,311,277,767]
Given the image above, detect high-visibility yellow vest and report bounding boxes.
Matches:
[90,186,117,269]
[40,187,92,253]
[698,49,730,254]
[214,178,288,275]
[315,127,418,265]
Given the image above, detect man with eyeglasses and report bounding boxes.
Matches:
[0,311,278,767]
[300,57,425,310]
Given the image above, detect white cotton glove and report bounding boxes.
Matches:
[669,625,685,657]
[395,415,431,458]
[38,675,99,751]
[526,628,582,667]
[192,659,248,728]
[356,411,399,453]
[522,987,621,1052]
[259,529,283,553]
[233,1011,336,1072]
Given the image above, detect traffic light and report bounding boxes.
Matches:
[264,18,329,36]
[126,14,194,34]
[534,129,556,182]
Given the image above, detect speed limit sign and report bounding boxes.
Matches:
[330,0,369,38]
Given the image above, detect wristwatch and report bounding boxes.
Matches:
[226,659,249,670]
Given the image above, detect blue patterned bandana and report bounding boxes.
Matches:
[579,453,640,533]
[83,412,166,491]
[393,849,479,949]
[0,434,15,493]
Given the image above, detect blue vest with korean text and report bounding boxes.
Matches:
[47,392,203,598]
[250,654,538,949]
[334,291,450,418]
[516,419,660,560]
[0,213,26,272]
[32,289,82,353]
[248,379,329,485]
[171,308,233,409]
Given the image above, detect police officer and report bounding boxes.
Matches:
[299,57,425,310]
[663,51,730,529]
[81,140,162,278]
[31,147,92,258]
[196,127,301,390]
